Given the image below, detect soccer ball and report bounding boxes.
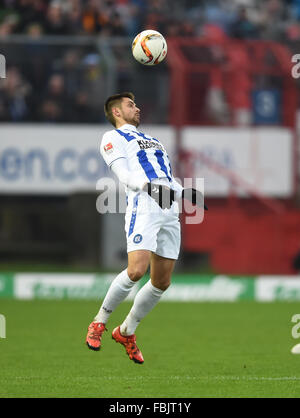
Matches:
[132,30,167,66]
[291,343,300,354]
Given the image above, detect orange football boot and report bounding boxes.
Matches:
[112,326,144,364]
[86,322,107,351]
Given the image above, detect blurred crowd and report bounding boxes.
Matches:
[0,46,110,122]
[1,0,300,40]
[1,0,300,123]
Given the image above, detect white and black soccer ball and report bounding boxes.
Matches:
[132,30,167,66]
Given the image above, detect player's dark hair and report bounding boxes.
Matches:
[104,92,135,127]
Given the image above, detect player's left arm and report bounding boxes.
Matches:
[170,177,184,201]
[182,187,208,210]
[170,175,208,210]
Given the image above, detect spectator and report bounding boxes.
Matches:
[56,49,83,99]
[81,0,104,34]
[65,1,84,35]
[285,21,300,40]
[230,6,260,39]
[0,13,19,37]
[0,66,32,121]
[22,22,51,100]
[80,53,106,111]
[39,99,63,122]
[259,0,288,41]
[15,0,46,34]
[39,74,70,121]
[103,11,127,36]
[44,1,69,35]
[26,21,44,37]
[71,91,97,123]
[181,20,196,37]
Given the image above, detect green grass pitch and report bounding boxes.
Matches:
[1,300,300,398]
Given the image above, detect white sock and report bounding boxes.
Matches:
[120,279,164,336]
[94,269,136,324]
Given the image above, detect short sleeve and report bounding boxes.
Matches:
[100,131,127,167]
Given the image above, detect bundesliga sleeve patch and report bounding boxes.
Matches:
[104,142,113,153]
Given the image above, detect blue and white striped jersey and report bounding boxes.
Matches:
[100,123,173,185]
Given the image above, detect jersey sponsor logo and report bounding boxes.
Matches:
[104,143,113,154]
[133,234,143,244]
[137,139,164,152]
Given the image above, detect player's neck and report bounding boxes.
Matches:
[116,122,138,130]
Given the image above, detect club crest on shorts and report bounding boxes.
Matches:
[133,234,143,243]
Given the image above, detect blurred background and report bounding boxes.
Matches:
[1,0,300,301]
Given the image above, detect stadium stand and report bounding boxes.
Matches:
[1,0,300,123]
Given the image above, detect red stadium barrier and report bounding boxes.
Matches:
[183,204,300,274]
[167,37,297,128]
[167,37,300,274]
[181,149,300,274]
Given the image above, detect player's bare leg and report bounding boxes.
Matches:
[127,250,152,282]
[150,252,176,291]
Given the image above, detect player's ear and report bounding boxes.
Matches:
[112,106,121,118]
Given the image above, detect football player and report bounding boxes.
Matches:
[86,92,206,363]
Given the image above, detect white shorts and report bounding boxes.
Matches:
[124,191,181,260]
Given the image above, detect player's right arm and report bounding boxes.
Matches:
[111,158,146,191]
[100,131,146,191]
[100,131,127,168]
[111,158,176,209]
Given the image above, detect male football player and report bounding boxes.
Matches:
[86,92,206,364]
